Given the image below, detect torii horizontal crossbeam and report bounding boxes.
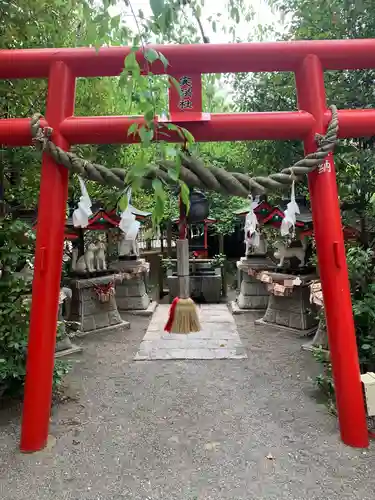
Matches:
[1,109,375,146]
[2,38,375,78]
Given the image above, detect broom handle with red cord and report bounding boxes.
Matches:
[179,142,189,240]
[179,195,187,240]
[177,193,190,300]
[164,195,189,332]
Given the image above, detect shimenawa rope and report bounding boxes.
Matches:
[30,105,338,197]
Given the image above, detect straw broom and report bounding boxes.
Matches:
[164,194,200,334]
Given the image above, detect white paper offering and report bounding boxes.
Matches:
[118,188,141,240]
[72,176,93,228]
[280,181,300,237]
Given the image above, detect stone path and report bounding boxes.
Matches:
[135,304,247,360]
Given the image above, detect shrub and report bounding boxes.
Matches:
[0,217,69,396]
[314,246,375,407]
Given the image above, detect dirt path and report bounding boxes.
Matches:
[0,310,374,500]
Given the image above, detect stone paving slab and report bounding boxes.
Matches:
[229,299,266,315]
[54,344,83,358]
[135,304,247,360]
[255,317,317,338]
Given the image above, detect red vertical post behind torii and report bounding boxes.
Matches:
[0,40,372,451]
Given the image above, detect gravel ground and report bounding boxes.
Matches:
[0,307,374,500]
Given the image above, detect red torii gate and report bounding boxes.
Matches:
[1,39,373,452]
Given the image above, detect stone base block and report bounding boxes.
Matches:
[237,256,274,270]
[237,294,269,310]
[167,275,222,303]
[117,293,150,311]
[307,319,328,348]
[111,258,149,272]
[257,277,318,335]
[301,320,329,355]
[76,320,130,338]
[55,344,83,358]
[301,341,330,358]
[255,317,317,338]
[235,271,269,311]
[115,275,153,312]
[229,300,265,315]
[201,276,222,303]
[116,279,146,298]
[55,336,73,352]
[123,301,158,317]
[80,309,124,332]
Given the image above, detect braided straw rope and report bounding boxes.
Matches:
[30,105,338,197]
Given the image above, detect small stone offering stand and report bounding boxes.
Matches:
[15,264,82,356]
[55,287,83,357]
[111,254,156,316]
[65,202,155,331]
[255,270,319,336]
[302,280,328,351]
[68,273,128,337]
[68,240,127,336]
[102,206,155,316]
[253,230,318,336]
[231,233,274,314]
[66,211,128,335]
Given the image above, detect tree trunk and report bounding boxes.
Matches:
[359,214,369,248]
[219,233,224,254]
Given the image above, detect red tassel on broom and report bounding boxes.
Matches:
[164,194,201,334]
[164,297,179,333]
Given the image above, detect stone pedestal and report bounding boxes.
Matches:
[111,259,155,316]
[23,287,83,357]
[256,272,318,336]
[301,283,328,351]
[68,275,129,336]
[55,287,82,357]
[200,271,222,303]
[302,319,329,354]
[167,263,222,303]
[231,256,273,314]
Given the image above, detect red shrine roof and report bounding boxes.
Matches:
[29,204,151,240]
[234,200,359,240]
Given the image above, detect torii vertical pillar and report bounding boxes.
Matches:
[20,62,76,452]
[296,55,369,448]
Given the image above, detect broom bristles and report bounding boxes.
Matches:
[170,298,200,334]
